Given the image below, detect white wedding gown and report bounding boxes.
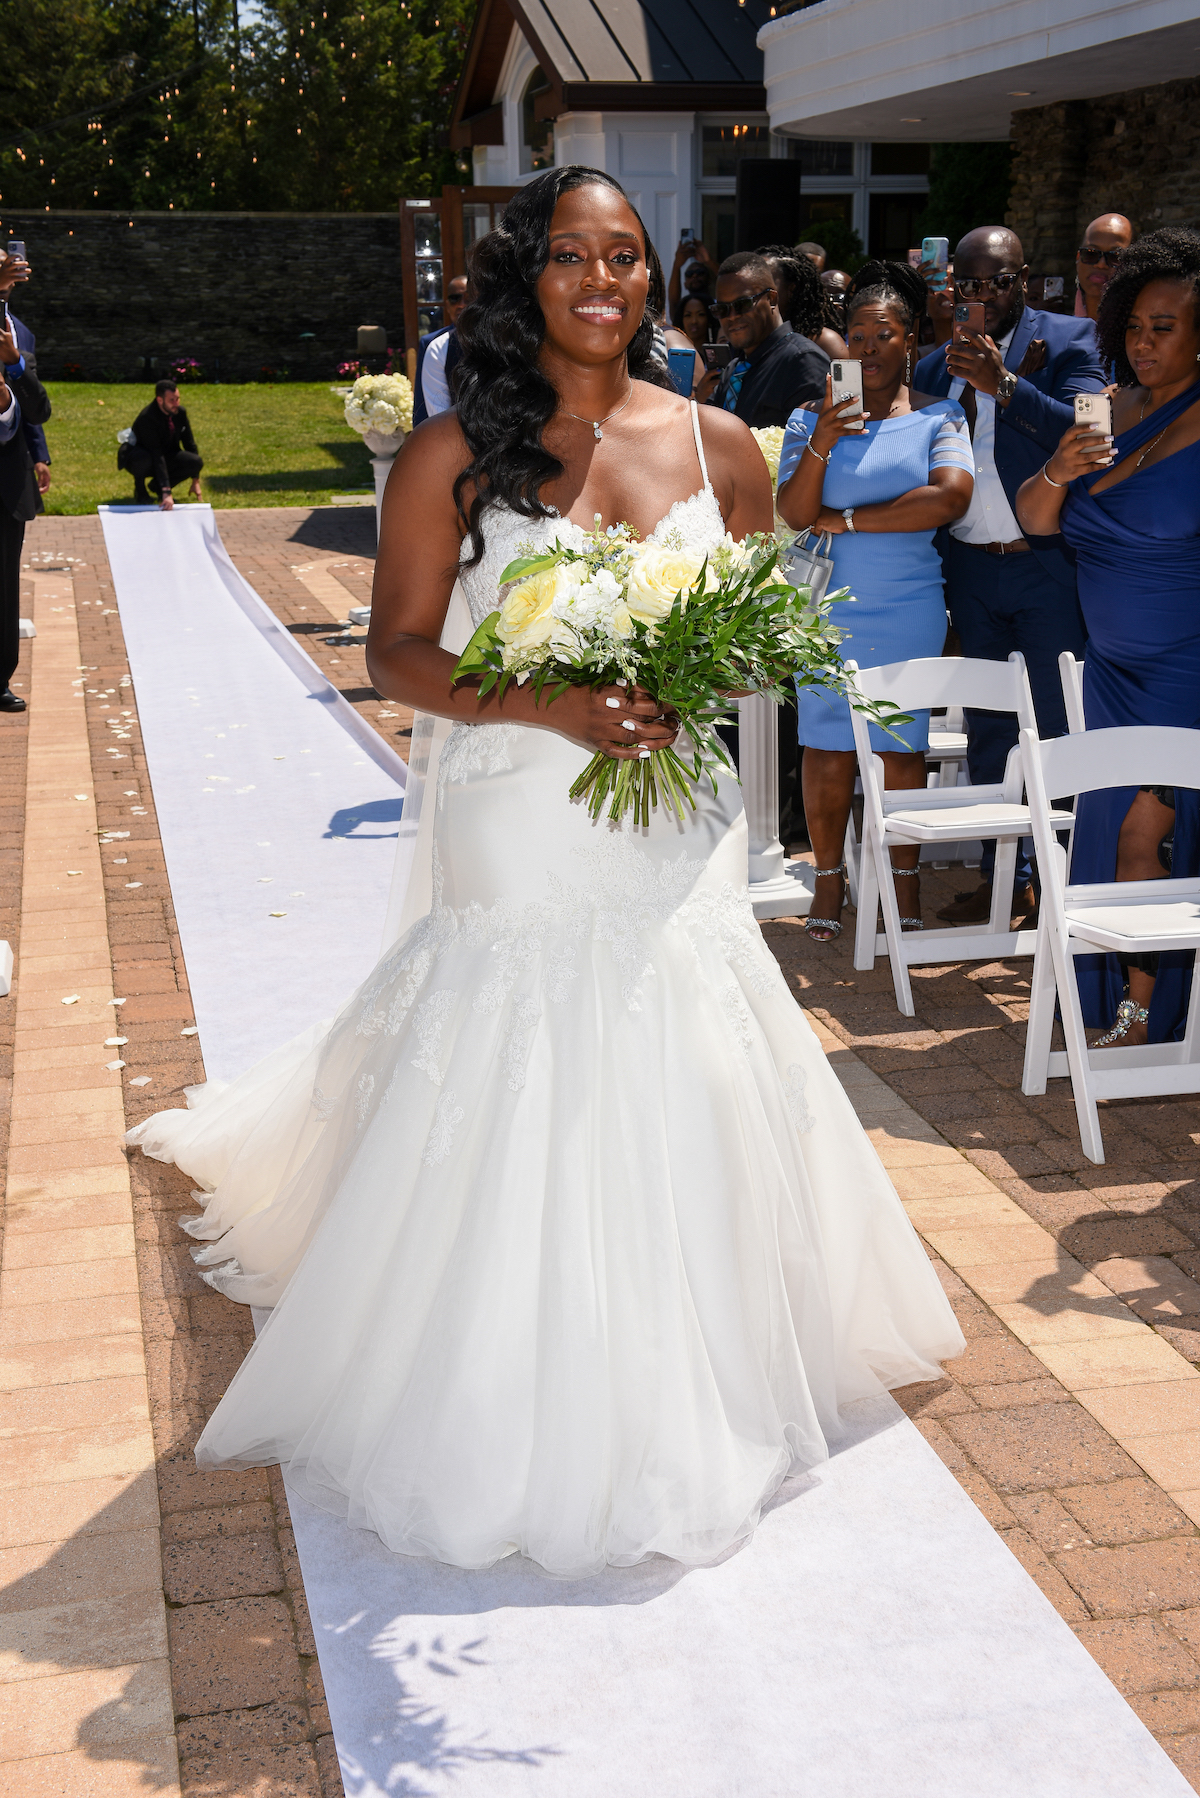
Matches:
[129,406,964,1577]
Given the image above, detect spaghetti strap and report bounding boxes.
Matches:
[689,399,712,492]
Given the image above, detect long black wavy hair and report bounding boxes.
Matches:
[452,166,672,567]
[1095,227,1200,385]
[844,259,928,332]
[758,242,834,341]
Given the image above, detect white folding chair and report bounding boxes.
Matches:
[1021,725,1200,1164]
[848,654,1074,1016]
[1059,652,1086,735]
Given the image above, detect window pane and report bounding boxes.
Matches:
[415,259,442,303]
[700,194,737,265]
[462,204,491,249]
[868,192,928,259]
[870,142,930,176]
[412,214,441,257]
[797,194,854,230]
[785,139,853,177]
[702,123,771,178]
[521,67,555,174]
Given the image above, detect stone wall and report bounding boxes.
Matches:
[1007,76,1200,275]
[3,209,403,382]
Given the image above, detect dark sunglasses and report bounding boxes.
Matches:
[1077,245,1123,267]
[712,287,772,319]
[955,273,1021,298]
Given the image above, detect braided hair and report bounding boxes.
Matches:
[1095,227,1200,385]
[452,167,673,568]
[844,259,928,332]
[759,242,829,341]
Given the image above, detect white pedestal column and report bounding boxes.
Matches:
[371,455,396,545]
[737,686,813,913]
[738,694,813,919]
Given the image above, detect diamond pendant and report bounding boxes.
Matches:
[593,423,603,441]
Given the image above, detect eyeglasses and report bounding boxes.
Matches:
[955,273,1021,298]
[712,288,772,319]
[1077,245,1123,267]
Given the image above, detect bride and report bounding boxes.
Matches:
[129,167,963,1578]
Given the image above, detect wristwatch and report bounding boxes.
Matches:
[842,508,857,532]
[996,369,1018,405]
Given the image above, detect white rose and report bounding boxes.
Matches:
[626,543,712,624]
[497,565,571,655]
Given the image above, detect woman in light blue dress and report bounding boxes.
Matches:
[777,260,974,941]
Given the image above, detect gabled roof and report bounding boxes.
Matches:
[451,0,771,146]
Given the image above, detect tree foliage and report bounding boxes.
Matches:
[917,143,1015,254]
[0,0,474,212]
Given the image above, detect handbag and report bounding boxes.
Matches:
[779,528,835,606]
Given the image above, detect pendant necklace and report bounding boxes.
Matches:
[563,383,634,441]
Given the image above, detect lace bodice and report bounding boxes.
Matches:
[457,399,727,626]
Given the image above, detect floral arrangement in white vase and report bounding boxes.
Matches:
[344,373,415,457]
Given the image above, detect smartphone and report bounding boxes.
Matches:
[1074,392,1113,462]
[907,248,922,268]
[701,343,734,372]
[922,236,950,291]
[831,358,865,426]
[680,226,695,245]
[953,301,986,342]
[0,298,7,329]
[5,240,26,261]
[667,347,695,397]
[1042,275,1064,300]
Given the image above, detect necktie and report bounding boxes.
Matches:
[960,382,978,438]
[722,359,751,412]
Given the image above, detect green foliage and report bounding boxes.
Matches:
[38,379,374,513]
[803,218,865,276]
[0,0,473,213]
[917,143,1015,255]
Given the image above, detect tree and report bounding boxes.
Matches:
[0,0,473,213]
[917,143,1014,254]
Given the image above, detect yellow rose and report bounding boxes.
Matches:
[497,565,566,654]
[625,544,712,624]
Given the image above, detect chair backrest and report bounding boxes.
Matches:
[1035,724,1200,804]
[849,653,1036,728]
[1059,652,1085,734]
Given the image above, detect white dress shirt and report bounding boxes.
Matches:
[419,330,453,418]
[949,326,1023,545]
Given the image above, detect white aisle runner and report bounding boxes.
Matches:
[105,508,1190,1797]
[99,505,406,1078]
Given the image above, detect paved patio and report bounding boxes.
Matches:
[4,505,1200,1794]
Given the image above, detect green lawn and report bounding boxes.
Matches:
[38,382,376,515]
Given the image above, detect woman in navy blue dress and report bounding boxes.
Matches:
[777,262,973,942]
[1016,228,1200,1046]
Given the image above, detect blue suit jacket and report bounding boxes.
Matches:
[915,306,1104,587]
[12,315,50,467]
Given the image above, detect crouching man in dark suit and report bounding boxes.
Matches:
[0,287,53,714]
[914,225,1105,925]
[129,380,203,510]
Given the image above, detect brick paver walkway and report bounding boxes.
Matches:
[4,504,1200,1792]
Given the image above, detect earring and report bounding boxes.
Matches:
[905,351,912,384]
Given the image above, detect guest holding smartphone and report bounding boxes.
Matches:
[776,261,974,941]
[1016,226,1200,1047]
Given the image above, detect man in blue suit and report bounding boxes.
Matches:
[914,226,1105,924]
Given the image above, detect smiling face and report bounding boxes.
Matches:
[1125,277,1200,392]
[713,266,780,356]
[535,184,649,369]
[846,301,915,394]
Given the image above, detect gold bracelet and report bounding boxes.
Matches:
[1041,462,1068,489]
[804,441,829,466]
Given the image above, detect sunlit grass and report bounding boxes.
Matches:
[39,382,375,515]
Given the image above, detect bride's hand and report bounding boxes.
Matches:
[538,683,680,759]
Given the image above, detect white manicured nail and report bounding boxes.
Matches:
[605,696,621,709]
[621,719,638,732]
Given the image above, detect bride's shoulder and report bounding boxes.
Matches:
[386,411,471,508]
[693,402,771,475]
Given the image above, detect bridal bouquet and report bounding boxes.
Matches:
[454,520,895,825]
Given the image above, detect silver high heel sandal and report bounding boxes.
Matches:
[892,865,923,930]
[805,862,847,942]
[1094,997,1149,1047]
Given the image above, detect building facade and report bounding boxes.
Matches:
[448,0,930,269]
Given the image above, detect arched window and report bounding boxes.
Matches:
[521,67,554,175]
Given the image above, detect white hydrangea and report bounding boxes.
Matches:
[344,373,414,439]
